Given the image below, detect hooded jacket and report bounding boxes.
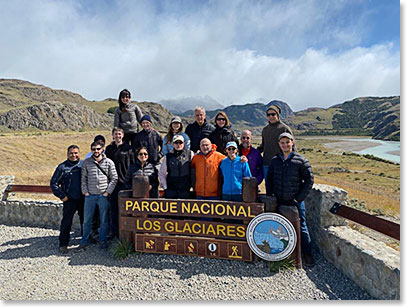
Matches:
[220,155,252,195]
[191,144,225,197]
[113,102,143,134]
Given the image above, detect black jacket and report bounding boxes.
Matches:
[50,159,83,200]
[166,149,192,192]
[124,160,159,197]
[132,129,163,165]
[185,120,215,152]
[105,142,135,185]
[265,152,314,205]
[209,125,238,155]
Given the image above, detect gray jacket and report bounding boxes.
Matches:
[113,102,143,134]
[81,155,118,195]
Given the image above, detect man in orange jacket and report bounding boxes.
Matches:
[191,138,225,200]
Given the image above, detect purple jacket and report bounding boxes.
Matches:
[239,145,264,185]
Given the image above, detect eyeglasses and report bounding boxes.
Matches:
[267,112,277,117]
[91,147,102,151]
[227,147,236,151]
[241,137,250,140]
[216,118,226,121]
[138,152,148,156]
[174,141,183,145]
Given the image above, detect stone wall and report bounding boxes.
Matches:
[0,175,81,230]
[0,175,400,299]
[305,184,400,300]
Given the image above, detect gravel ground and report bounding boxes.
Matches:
[0,224,372,300]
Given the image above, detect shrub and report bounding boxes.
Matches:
[269,258,296,273]
[113,240,134,260]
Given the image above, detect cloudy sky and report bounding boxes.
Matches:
[0,0,400,111]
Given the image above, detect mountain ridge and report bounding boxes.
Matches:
[0,79,399,140]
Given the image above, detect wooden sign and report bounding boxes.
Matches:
[135,234,253,262]
[120,198,264,221]
[120,217,248,240]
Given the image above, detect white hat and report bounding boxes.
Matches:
[173,135,184,143]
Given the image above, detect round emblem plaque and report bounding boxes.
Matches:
[246,213,297,261]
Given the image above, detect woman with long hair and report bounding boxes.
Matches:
[162,116,190,155]
[124,146,159,198]
[113,89,143,145]
[209,111,238,155]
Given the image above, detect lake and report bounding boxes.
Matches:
[341,138,400,163]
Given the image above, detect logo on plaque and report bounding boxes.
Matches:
[164,239,177,253]
[246,213,297,261]
[185,240,198,254]
[144,238,156,251]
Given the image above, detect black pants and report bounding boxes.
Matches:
[164,189,190,199]
[59,198,84,247]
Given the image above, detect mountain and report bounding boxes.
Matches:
[0,79,173,132]
[159,95,224,114]
[180,99,294,135]
[286,96,400,141]
[0,79,399,141]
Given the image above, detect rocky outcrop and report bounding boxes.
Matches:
[0,101,112,131]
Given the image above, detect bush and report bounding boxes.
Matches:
[107,106,118,114]
[113,240,134,260]
[269,257,296,273]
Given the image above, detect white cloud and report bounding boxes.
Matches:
[0,0,399,111]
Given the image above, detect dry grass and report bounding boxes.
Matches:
[0,132,400,218]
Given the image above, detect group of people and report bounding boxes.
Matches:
[50,89,315,266]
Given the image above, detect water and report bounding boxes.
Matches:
[343,138,400,163]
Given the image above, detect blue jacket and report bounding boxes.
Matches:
[220,155,252,195]
[50,159,83,200]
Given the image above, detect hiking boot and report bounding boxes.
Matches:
[74,244,87,253]
[99,242,109,250]
[89,236,98,244]
[59,246,68,254]
[304,253,315,267]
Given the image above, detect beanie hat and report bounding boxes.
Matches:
[267,105,281,117]
[140,114,152,123]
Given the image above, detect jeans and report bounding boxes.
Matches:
[59,198,84,247]
[81,194,110,246]
[263,165,270,190]
[296,200,312,254]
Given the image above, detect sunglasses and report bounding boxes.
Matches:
[241,137,250,140]
[174,141,183,145]
[267,112,277,117]
[216,118,226,121]
[227,147,236,151]
[91,147,102,151]
[138,152,148,156]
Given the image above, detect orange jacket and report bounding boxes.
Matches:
[191,144,226,197]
